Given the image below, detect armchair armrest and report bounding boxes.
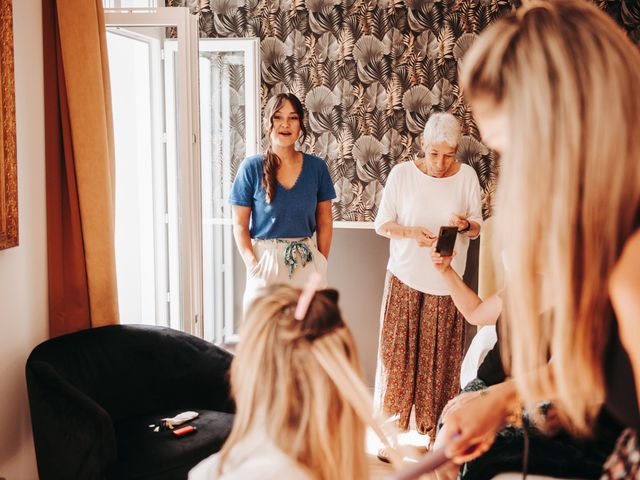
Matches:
[199,347,235,414]
[26,360,117,480]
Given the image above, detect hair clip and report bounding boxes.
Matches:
[294,272,322,321]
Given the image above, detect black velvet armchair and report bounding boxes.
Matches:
[26,324,235,480]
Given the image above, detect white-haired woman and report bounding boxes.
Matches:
[438,1,640,476]
[189,284,396,479]
[373,112,483,451]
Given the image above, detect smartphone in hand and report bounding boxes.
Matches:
[434,226,458,257]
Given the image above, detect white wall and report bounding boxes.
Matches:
[328,229,388,386]
[0,0,48,478]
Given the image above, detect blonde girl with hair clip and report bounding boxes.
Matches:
[189,280,401,480]
[435,1,640,476]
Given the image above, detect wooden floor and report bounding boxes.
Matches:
[368,452,439,480]
[366,428,439,480]
[368,453,398,479]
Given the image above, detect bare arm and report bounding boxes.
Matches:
[431,250,502,325]
[372,168,439,245]
[315,200,333,258]
[232,205,257,270]
[609,230,640,413]
[376,221,436,247]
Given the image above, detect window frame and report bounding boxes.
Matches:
[104,7,203,338]
[195,38,260,345]
[103,0,158,7]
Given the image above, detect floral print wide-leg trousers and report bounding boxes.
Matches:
[374,272,466,435]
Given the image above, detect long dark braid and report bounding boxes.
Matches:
[262,93,307,203]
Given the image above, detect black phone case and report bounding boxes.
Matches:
[435,226,458,257]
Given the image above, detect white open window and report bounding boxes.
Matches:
[105,7,202,336]
[198,39,260,345]
[106,7,260,343]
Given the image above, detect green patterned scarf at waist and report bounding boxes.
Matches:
[276,238,314,278]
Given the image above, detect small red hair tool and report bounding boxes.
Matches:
[172,425,197,437]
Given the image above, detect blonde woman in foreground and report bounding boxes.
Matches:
[189,283,398,480]
[437,1,640,477]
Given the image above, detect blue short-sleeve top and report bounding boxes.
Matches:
[229,153,336,239]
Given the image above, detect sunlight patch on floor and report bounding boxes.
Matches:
[366,427,439,480]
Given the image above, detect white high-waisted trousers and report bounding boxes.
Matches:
[242,237,329,314]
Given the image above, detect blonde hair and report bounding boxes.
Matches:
[218,285,394,478]
[461,0,640,434]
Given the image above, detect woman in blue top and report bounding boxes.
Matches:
[230,93,336,311]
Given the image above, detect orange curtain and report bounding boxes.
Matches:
[43,0,118,337]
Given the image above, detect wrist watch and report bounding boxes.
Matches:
[459,219,471,233]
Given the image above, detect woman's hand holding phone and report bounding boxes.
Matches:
[434,226,458,256]
[431,249,455,272]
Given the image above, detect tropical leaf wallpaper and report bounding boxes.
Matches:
[168,0,640,222]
